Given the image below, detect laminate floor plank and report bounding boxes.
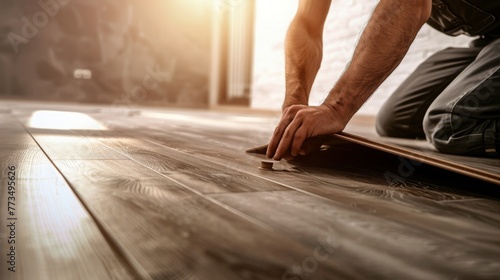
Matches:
[0,154,135,280]
[122,124,500,230]
[0,115,39,149]
[97,114,499,183]
[149,130,500,230]
[0,118,36,135]
[211,191,500,279]
[85,122,500,212]
[440,199,500,226]
[85,112,272,151]
[343,124,500,183]
[75,124,500,278]
[0,149,62,179]
[126,111,500,185]
[80,136,288,194]
[86,114,500,225]
[4,103,499,279]
[124,133,500,243]
[51,159,354,280]
[28,134,127,160]
[137,128,473,194]
[0,134,40,149]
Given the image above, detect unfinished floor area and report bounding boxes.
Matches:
[1,101,499,280]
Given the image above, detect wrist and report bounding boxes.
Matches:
[282,100,307,111]
[321,92,357,125]
[282,95,308,112]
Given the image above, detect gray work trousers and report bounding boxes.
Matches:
[376,37,500,158]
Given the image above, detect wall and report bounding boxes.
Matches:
[251,0,472,115]
[0,0,212,107]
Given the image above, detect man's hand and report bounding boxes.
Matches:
[266,104,346,160]
[269,0,431,161]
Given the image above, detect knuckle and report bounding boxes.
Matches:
[295,110,305,118]
[289,105,304,114]
[273,127,281,136]
[283,129,292,138]
[300,116,310,125]
[281,112,292,122]
[294,130,305,140]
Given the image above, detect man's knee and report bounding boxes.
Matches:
[423,111,453,152]
[375,105,406,137]
[375,107,394,137]
[375,104,425,138]
[423,111,499,157]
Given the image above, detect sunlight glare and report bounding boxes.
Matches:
[28,110,107,130]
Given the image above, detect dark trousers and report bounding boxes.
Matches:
[376,37,500,157]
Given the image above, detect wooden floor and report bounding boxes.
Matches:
[1,101,499,280]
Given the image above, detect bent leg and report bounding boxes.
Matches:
[376,47,481,138]
[424,38,500,157]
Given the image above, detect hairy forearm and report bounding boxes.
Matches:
[283,17,324,110]
[323,0,431,122]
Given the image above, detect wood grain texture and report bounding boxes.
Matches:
[82,116,500,278]
[211,191,500,279]
[135,127,491,198]
[146,127,500,236]
[92,111,499,186]
[3,103,499,279]
[0,134,39,149]
[52,159,347,280]
[118,129,500,251]
[28,134,126,160]
[89,137,288,194]
[0,156,135,280]
[88,112,500,223]
[440,199,500,227]
[0,149,61,180]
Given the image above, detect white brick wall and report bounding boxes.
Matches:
[251,0,471,115]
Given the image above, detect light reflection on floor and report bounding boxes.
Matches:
[27,110,106,130]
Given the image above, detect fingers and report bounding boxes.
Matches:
[267,105,314,160]
[273,117,303,160]
[267,122,288,158]
[266,125,285,158]
[290,126,307,157]
[266,107,296,158]
[267,104,340,160]
[284,152,296,161]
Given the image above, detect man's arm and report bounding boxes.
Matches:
[282,0,332,110]
[267,0,432,160]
